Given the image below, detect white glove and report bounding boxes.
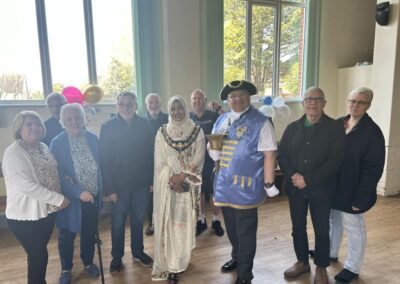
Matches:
[265,184,280,197]
[208,149,221,161]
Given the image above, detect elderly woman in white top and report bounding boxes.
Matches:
[2,111,69,284]
[50,103,102,284]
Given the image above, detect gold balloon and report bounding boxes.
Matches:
[82,84,104,104]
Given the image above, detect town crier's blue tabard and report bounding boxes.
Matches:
[213,106,268,208]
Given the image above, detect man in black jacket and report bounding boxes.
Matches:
[143,93,168,236]
[99,92,153,273]
[278,87,346,284]
[42,92,66,146]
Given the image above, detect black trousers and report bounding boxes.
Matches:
[288,192,331,267]
[221,206,258,281]
[146,192,153,224]
[58,201,97,270]
[7,213,56,284]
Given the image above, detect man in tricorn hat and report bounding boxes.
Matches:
[208,80,278,284]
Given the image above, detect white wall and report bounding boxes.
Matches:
[370,0,400,195]
[160,0,202,103]
[319,0,376,117]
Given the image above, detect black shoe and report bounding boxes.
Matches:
[145,224,154,236]
[133,252,153,267]
[235,278,251,284]
[221,259,237,273]
[196,219,208,236]
[212,220,225,237]
[110,258,122,274]
[334,268,359,283]
[309,250,338,262]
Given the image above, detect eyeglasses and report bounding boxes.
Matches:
[303,97,325,104]
[347,99,370,106]
[117,102,135,109]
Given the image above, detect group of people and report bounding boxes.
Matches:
[1,79,385,284]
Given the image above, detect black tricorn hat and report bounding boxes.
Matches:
[220,80,258,100]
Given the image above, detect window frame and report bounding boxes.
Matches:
[224,0,318,100]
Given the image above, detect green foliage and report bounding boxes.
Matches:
[223,0,246,84]
[52,83,64,93]
[100,57,134,98]
[224,0,304,97]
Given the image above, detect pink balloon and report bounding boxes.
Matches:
[61,86,84,104]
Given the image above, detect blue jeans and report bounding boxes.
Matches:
[330,209,366,274]
[58,202,97,270]
[111,188,149,259]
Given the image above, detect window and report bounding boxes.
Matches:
[93,0,135,99]
[0,0,136,101]
[0,0,43,100]
[224,0,307,99]
[46,0,88,91]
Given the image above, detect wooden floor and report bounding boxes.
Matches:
[1,195,399,284]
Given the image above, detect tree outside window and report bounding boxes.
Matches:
[224,0,306,99]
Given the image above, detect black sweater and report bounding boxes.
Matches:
[99,114,153,195]
[278,113,346,199]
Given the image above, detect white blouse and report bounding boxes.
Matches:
[2,141,64,221]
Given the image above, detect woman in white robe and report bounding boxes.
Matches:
[152,96,205,283]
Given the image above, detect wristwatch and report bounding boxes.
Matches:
[264,182,274,188]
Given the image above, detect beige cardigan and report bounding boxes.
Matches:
[2,141,64,221]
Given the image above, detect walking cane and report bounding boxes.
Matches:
[94,201,105,284]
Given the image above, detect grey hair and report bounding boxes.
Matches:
[305,86,325,99]
[46,92,67,106]
[60,103,86,127]
[191,89,206,99]
[349,87,374,102]
[145,93,161,104]
[117,91,137,102]
[12,111,46,140]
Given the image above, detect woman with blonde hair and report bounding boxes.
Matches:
[2,111,69,284]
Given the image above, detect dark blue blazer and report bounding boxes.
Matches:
[50,130,103,233]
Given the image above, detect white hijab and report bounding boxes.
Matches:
[166,95,195,140]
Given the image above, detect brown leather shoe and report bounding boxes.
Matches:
[284,261,310,278]
[314,266,328,284]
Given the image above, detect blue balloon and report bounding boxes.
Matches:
[263,96,273,105]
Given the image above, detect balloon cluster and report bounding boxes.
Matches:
[61,85,104,125]
[61,84,104,105]
[254,95,291,122]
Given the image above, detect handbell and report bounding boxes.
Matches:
[206,134,226,150]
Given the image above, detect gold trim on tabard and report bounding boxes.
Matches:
[247,177,252,187]
[240,176,245,188]
[233,175,238,185]
[220,156,231,161]
[221,151,233,155]
[214,198,266,209]
[223,139,239,145]
[222,145,235,150]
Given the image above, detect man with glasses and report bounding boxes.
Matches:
[209,80,277,284]
[99,91,153,274]
[278,87,346,284]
